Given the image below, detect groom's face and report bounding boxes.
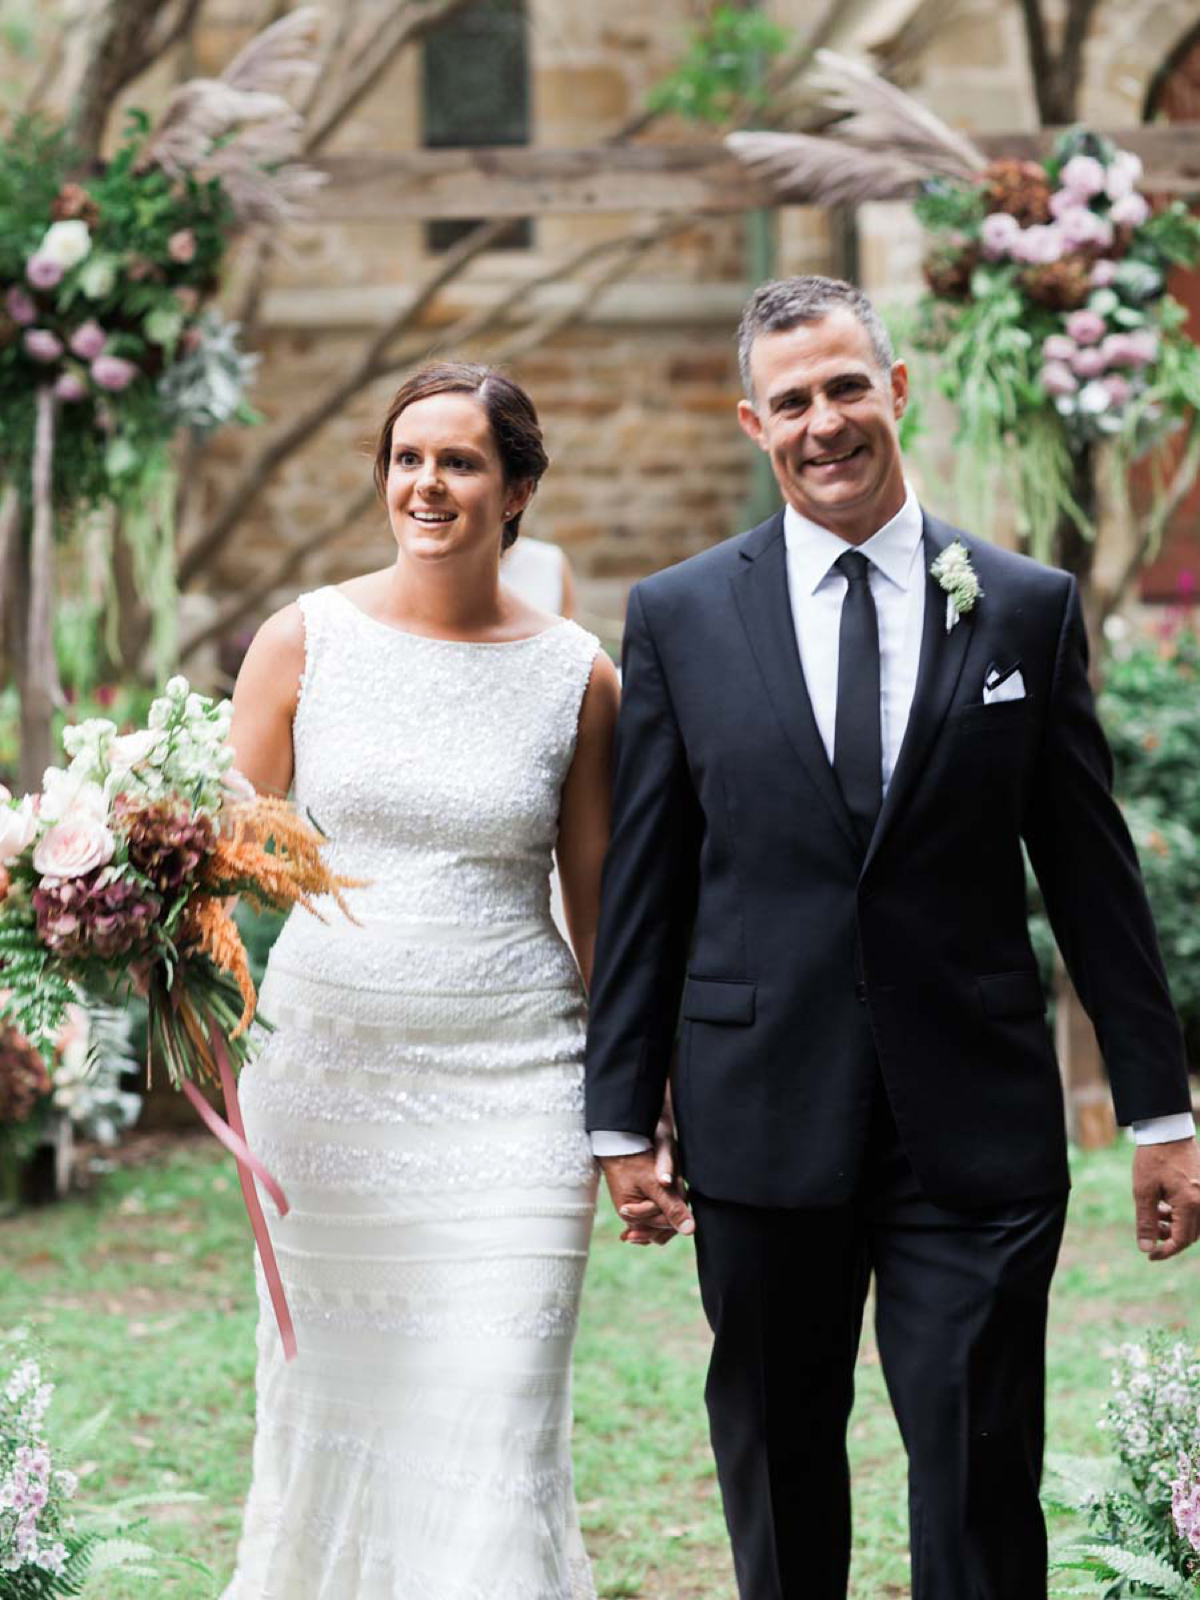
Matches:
[737,308,908,545]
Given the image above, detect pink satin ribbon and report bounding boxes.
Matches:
[181,1034,298,1363]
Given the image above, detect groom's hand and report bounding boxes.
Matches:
[599,1151,695,1247]
[1133,1138,1200,1261]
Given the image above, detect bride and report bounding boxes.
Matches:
[222,362,620,1598]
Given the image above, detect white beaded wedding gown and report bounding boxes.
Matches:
[222,585,601,1600]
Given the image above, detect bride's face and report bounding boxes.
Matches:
[386,393,527,563]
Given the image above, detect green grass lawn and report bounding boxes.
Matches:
[2,1136,1196,1598]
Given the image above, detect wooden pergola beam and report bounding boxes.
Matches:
[310,126,1200,219]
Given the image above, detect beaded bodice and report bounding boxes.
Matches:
[264,586,600,998]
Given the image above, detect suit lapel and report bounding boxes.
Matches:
[731,513,860,853]
[863,514,976,874]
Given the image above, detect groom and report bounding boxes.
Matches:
[584,275,1200,1598]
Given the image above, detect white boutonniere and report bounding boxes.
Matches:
[930,541,982,633]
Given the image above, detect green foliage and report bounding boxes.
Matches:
[913,175,985,234]
[648,5,791,124]
[1098,627,1200,1062]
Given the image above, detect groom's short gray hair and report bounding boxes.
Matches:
[737,277,895,403]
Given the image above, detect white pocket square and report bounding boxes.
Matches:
[983,664,1025,705]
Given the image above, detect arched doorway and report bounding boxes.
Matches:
[1137,22,1200,601]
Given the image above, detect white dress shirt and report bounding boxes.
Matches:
[591,489,1192,1156]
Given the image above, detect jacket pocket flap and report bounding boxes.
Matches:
[977,970,1046,1019]
[682,977,756,1025]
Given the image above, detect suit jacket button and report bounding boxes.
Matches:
[854,981,867,1003]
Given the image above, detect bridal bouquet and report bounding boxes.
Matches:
[0,675,356,1089]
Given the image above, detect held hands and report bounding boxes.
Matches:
[1133,1137,1200,1261]
[600,1109,694,1247]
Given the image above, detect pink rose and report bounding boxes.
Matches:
[53,372,87,403]
[1090,259,1118,288]
[1048,188,1079,220]
[1042,334,1076,364]
[1110,192,1150,229]
[1101,333,1135,367]
[25,253,63,290]
[23,328,63,363]
[1060,154,1107,199]
[68,320,106,360]
[1071,346,1108,379]
[90,354,137,392]
[167,229,197,264]
[1039,362,1078,397]
[5,287,35,325]
[980,211,1020,260]
[1065,308,1106,346]
[0,797,37,862]
[33,810,115,879]
[1104,374,1133,408]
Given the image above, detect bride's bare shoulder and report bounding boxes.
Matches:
[235,602,305,700]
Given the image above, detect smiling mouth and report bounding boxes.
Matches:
[804,446,863,469]
[410,509,456,524]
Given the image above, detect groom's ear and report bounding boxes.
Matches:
[737,398,766,449]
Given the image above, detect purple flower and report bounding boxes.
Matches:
[68,319,106,360]
[1065,308,1107,346]
[1106,150,1143,201]
[1101,332,1136,367]
[1110,192,1150,229]
[1048,188,1080,220]
[1060,154,1107,199]
[1042,334,1076,363]
[1090,259,1118,288]
[980,211,1020,260]
[1071,346,1108,379]
[53,371,87,403]
[1039,361,1078,397]
[25,253,63,290]
[5,286,35,324]
[1058,206,1111,249]
[90,354,137,392]
[23,328,63,363]
[1125,328,1159,367]
[1104,374,1133,408]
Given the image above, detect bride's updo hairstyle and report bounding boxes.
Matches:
[373,361,550,551]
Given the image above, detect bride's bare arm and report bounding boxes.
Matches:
[556,650,620,991]
[228,603,306,799]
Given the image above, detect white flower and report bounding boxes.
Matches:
[38,219,91,270]
[1078,379,1112,416]
[107,728,164,779]
[33,810,115,879]
[930,541,982,633]
[0,796,37,862]
[78,254,116,300]
[39,769,109,827]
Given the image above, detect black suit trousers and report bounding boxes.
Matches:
[691,1086,1068,1600]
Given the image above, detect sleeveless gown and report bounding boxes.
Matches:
[222,587,601,1600]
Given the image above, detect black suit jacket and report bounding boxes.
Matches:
[584,509,1191,1209]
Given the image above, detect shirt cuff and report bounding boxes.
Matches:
[1131,1112,1197,1145]
[589,1130,653,1158]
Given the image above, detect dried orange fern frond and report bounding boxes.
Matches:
[182,893,257,1039]
[203,796,364,924]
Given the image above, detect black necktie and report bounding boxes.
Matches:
[833,551,882,848]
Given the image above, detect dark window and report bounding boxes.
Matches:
[422,0,531,252]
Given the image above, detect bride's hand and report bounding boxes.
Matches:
[618,1096,685,1247]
